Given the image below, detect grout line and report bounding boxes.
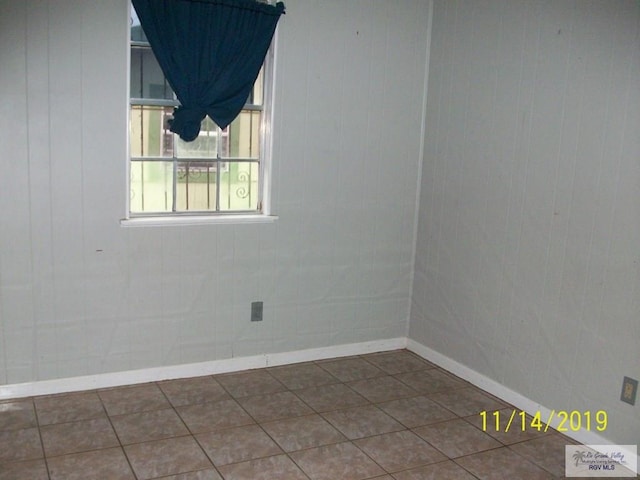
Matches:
[33,405,52,480]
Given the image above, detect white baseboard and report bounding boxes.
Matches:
[406,339,636,462]
[0,337,407,400]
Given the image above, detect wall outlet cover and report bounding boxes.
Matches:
[621,376,638,406]
[251,301,263,322]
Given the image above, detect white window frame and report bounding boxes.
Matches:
[122,2,278,227]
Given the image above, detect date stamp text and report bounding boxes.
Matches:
[479,409,608,433]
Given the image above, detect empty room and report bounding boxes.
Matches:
[0,0,638,478]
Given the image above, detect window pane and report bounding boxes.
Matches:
[176,161,220,211]
[130,46,175,100]
[130,161,174,213]
[130,106,174,158]
[175,117,228,159]
[248,68,264,106]
[130,6,147,43]
[130,5,173,99]
[220,161,260,211]
[228,110,261,159]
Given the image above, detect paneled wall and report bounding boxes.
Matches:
[411,0,640,445]
[4,0,636,449]
[0,0,430,383]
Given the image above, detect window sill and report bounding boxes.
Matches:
[120,214,278,227]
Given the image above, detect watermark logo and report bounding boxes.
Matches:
[565,445,638,477]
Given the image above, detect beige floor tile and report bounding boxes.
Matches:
[261,414,346,452]
[217,454,308,480]
[159,376,230,407]
[317,357,384,382]
[393,460,478,479]
[414,418,501,458]
[237,391,313,422]
[355,430,446,473]
[41,417,119,457]
[158,469,223,480]
[111,408,190,444]
[348,376,419,403]
[295,383,369,412]
[427,387,507,417]
[0,400,37,431]
[509,434,572,477]
[196,424,282,466]
[0,427,43,463]
[216,370,286,398]
[35,392,105,425]
[394,369,467,394]
[99,384,170,416]
[455,447,556,479]
[47,447,135,480]
[378,395,457,428]
[0,459,49,480]
[268,362,340,390]
[176,398,254,434]
[362,350,435,374]
[290,441,385,480]
[322,405,404,439]
[124,436,213,480]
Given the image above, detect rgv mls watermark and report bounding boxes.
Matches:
[565,445,638,477]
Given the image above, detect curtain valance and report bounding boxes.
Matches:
[132,0,285,141]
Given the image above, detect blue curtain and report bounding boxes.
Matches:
[132,0,285,141]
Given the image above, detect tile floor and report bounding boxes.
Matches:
[0,350,627,479]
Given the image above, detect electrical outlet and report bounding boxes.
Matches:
[251,301,263,322]
[620,376,638,406]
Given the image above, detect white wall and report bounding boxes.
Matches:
[411,0,640,445]
[0,0,430,384]
[5,0,635,448]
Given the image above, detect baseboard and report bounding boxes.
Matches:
[406,339,636,461]
[0,337,407,400]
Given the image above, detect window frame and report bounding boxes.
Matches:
[122,2,278,226]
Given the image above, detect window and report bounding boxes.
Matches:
[128,4,274,218]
